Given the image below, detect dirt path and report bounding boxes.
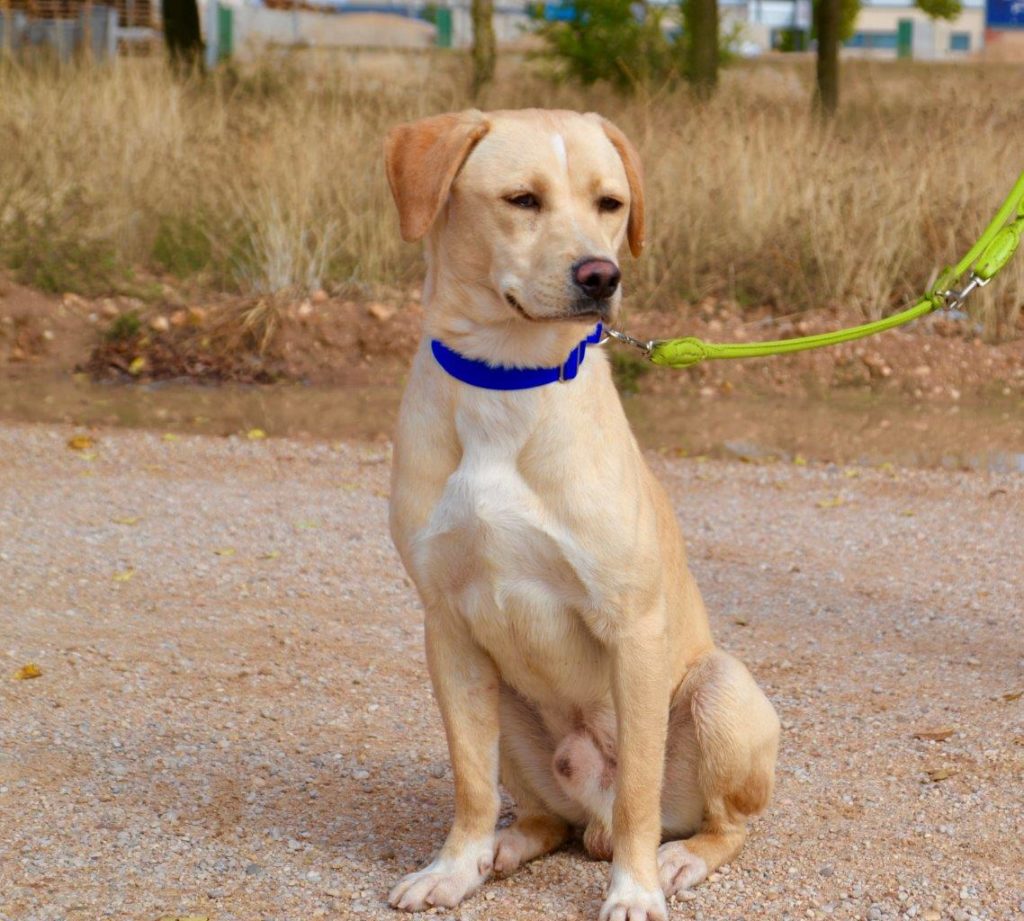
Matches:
[1,424,1022,921]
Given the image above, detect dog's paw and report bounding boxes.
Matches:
[493,816,568,875]
[493,826,531,875]
[657,841,708,896]
[583,819,613,861]
[388,840,493,912]
[599,867,668,921]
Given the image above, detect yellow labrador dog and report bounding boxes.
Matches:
[384,109,779,921]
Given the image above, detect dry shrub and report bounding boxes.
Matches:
[0,54,1021,334]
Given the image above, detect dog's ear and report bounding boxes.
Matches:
[384,111,490,243]
[595,117,646,258]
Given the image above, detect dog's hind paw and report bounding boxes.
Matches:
[388,839,493,912]
[657,841,708,896]
[493,815,569,875]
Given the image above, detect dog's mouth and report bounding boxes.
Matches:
[505,291,610,324]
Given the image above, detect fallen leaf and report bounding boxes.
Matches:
[816,496,845,509]
[793,454,808,467]
[843,467,860,478]
[162,433,180,443]
[67,434,95,451]
[13,663,42,680]
[733,616,749,626]
[1002,690,1023,702]
[913,727,955,742]
[924,767,957,782]
[112,516,141,526]
[246,428,267,440]
[214,547,236,557]
[987,488,1007,499]
[258,551,280,560]
[294,520,320,530]
[112,569,135,582]
[900,510,916,518]
[128,356,146,375]
[156,916,210,921]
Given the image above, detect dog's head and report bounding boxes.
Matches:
[384,109,644,331]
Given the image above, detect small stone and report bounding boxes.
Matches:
[245,862,264,876]
[297,299,314,318]
[352,769,370,781]
[207,887,227,899]
[367,302,396,322]
[311,289,329,304]
[287,838,302,851]
[150,315,170,333]
[818,865,834,877]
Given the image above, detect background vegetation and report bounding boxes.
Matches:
[0,54,1021,336]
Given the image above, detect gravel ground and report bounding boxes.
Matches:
[1,422,1022,921]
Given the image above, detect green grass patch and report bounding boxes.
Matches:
[610,349,651,395]
[106,310,142,341]
[152,215,213,278]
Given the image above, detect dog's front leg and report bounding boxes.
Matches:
[601,617,670,921]
[389,608,500,912]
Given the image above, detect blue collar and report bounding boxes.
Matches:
[430,324,604,391]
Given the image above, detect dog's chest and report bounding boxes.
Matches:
[410,397,607,693]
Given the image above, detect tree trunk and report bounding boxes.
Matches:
[814,0,840,116]
[470,0,496,97]
[162,0,203,73]
[686,0,719,99]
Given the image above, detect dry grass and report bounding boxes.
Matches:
[0,53,1022,335]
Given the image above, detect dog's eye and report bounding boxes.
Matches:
[505,193,540,210]
[598,196,624,213]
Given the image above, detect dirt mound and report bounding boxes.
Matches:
[2,274,1022,401]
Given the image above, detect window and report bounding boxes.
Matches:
[846,31,899,49]
[950,32,971,51]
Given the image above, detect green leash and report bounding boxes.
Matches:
[606,170,1024,368]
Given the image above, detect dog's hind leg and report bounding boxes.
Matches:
[494,687,577,876]
[658,650,779,898]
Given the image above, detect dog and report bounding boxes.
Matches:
[383,108,780,921]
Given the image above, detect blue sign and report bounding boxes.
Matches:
[987,0,1024,28]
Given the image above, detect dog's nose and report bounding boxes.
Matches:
[573,259,621,301]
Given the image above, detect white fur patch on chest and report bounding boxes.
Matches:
[411,393,600,624]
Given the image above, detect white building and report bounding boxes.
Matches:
[719,0,987,59]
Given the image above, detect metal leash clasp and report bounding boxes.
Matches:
[602,328,655,357]
[941,272,990,312]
